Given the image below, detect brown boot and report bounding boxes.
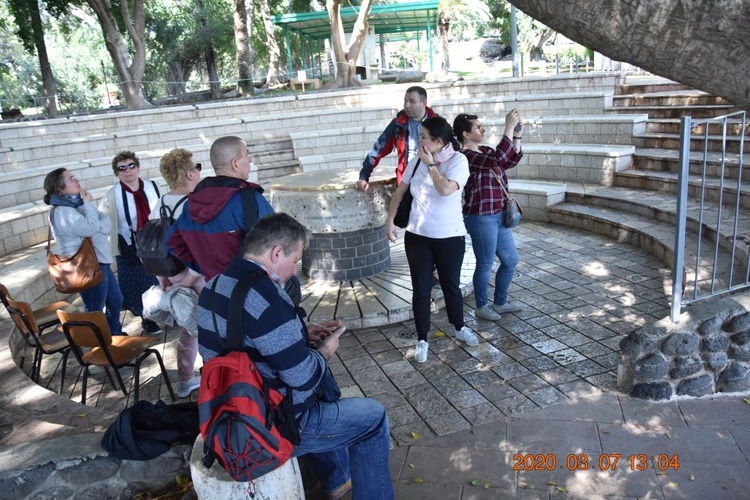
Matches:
[323,479,352,500]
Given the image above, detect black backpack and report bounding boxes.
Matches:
[136,196,188,277]
[101,400,200,461]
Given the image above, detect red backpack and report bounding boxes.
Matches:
[198,270,299,484]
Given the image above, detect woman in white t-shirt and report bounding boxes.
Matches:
[142,148,205,398]
[386,116,480,363]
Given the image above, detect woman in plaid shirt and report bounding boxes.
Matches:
[454,110,525,321]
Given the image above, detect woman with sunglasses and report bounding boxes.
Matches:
[43,169,124,334]
[141,148,205,398]
[99,151,162,335]
[453,110,525,322]
[385,116,477,363]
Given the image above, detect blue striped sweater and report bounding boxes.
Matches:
[197,258,327,414]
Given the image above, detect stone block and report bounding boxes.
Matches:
[676,374,714,397]
[731,330,750,345]
[633,352,668,381]
[661,331,699,356]
[717,362,750,393]
[724,312,750,333]
[669,355,703,378]
[620,327,665,357]
[729,344,750,362]
[704,352,729,372]
[703,334,730,352]
[630,381,673,401]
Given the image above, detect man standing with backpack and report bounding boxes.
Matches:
[197,213,394,500]
[167,136,274,281]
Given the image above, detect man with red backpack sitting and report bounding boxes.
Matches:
[197,213,394,499]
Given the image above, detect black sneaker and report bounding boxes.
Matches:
[141,319,162,336]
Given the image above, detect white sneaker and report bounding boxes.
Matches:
[414,340,429,363]
[492,302,523,314]
[476,305,502,321]
[177,375,201,398]
[456,327,480,346]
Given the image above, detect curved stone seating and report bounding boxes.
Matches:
[269,168,396,280]
[190,435,305,499]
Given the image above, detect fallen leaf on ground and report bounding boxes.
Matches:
[470,479,484,486]
[435,331,445,337]
[412,477,423,484]
[411,432,420,440]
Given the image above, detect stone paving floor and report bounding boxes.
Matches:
[33,221,671,417]
[30,220,750,499]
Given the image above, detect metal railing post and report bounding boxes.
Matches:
[670,115,692,322]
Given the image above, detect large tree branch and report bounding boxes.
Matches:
[508,0,750,108]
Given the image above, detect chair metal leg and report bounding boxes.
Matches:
[31,349,42,383]
[102,366,119,391]
[81,367,89,405]
[152,348,176,402]
[111,366,129,397]
[58,349,70,395]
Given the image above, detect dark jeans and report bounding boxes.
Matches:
[79,263,123,334]
[404,231,466,341]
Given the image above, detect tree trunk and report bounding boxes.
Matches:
[27,0,58,117]
[508,0,750,109]
[259,0,281,86]
[325,0,372,89]
[530,28,552,61]
[439,14,450,70]
[196,0,221,98]
[86,0,151,110]
[233,0,254,95]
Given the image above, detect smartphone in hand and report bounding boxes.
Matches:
[514,123,522,132]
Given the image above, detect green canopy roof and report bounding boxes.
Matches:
[273,1,440,40]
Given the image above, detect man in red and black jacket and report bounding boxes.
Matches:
[355,86,438,192]
[167,136,273,281]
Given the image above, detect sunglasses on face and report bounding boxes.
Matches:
[64,175,79,184]
[195,163,202,172]
[116,162,138,171]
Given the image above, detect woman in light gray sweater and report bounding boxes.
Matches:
[44,168,124,335]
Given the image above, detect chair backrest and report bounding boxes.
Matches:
[0,283,12,309]
[7,298,40,337]
[57,310,113,349]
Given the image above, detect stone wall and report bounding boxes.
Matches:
[618,294,750,400]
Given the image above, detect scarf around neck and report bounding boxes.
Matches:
[121,179,150,231]
[49,193,83,208]
[433,142,456,165]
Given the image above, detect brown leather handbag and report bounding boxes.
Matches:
[47,207,102,294]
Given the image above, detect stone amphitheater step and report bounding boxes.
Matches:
[290,115,646,163]
[614,169,750,209]
[606,104,738,119]
[633,148,750,180]
[0,107,397,174]
[554,185,750,268]
[547,197,745,296]
[298,143,635,187]
[632,132,749,154]
[613,90,730,107]
[645,118,749,136]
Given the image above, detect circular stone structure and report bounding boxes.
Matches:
[269,168,395,281]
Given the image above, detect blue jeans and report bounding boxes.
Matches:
[464,212,519,308]
[79,263,123,334]
[294,397,394,499]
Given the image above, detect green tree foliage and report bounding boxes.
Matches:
[144,0,234,100]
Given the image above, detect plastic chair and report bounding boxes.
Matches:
[5,298,72,393]
[57,310,176,405]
